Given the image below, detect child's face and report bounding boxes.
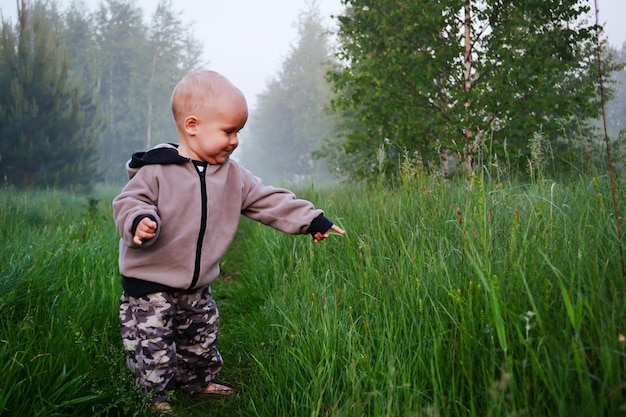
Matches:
[183,91,248,164]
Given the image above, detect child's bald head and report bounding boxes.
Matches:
[171,70,247,129]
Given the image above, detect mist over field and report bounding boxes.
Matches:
[1,0,626,187]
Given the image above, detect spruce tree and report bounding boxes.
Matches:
[0,0,100,188]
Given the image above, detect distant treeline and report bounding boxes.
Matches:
[0,0,203,188]
[1,0,626,189]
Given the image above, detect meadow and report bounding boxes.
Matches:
[1,172,625,416]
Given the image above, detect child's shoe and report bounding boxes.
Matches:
[152,401,172,414]
[195,382,233,399]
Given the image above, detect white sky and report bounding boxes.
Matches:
[132,0,344,110]
[0,0,625,111]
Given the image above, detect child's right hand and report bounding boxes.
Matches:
[133,218,157,246]
[312,224,346,243]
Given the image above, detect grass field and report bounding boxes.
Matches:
[1,173,625,416]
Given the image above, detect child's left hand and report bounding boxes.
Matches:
[313,224,346,243]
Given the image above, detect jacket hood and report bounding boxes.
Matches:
[129,143,189,168]
[127,143,189,180]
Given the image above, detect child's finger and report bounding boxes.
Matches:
[331,225,346,235]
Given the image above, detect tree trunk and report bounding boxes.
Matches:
[463,0,474,175]
[146,51,157,149]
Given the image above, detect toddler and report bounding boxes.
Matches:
[113,70,345,412]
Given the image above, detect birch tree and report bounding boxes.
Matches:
[330,0,619,181]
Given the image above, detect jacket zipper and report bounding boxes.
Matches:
[189,162,208,289]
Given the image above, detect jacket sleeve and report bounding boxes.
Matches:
[238,168,328,235]
[112,167,162,247]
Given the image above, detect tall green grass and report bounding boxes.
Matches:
[1,174,625,416]
[0,189,139,416]
[232,175,626,416]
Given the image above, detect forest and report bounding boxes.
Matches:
[0,0,625,188]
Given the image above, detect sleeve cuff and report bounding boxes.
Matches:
[306,214,333,236]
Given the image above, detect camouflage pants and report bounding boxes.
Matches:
[119,286,223,403]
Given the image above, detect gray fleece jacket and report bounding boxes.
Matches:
[113,143,333,297]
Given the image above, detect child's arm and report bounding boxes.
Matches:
[113,167,161,248]
[312,224,346,243]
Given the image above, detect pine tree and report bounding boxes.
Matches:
[145,0,204,149]
[94,0,204,183]
[239,2,336,184]
[94,0,149,183]
[0,0,100,188]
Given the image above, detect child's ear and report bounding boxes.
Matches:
[184,115,198,134]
